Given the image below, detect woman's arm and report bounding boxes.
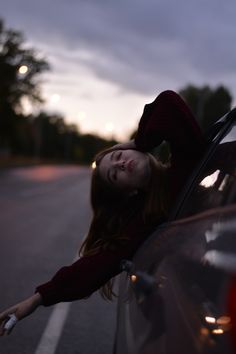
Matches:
[0,293,42,336]
[135,90,206,158]
[35,217,154,306]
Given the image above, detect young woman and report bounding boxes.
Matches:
[0,90,206,335]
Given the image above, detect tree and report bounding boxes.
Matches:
[0,19,50,149]
[179,85,232,131]
[77,134,117,164]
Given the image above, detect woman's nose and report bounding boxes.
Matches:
[114,160,125,170]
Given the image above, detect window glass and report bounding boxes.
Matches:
[177,123,236,218]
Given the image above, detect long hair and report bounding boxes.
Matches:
[79,147,170,300]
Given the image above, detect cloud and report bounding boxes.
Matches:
[1,0,236,98]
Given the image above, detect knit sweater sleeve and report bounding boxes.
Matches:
[35,216,153,306]
[134,90,206,161]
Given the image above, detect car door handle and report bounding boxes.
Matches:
[120,259,157,297]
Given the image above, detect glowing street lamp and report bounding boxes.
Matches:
[50,94,61,104]
[18,65,28,74]
[105,122,114,134]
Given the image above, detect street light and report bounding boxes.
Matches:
[18,65,28,74]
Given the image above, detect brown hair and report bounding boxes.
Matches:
[79,148,170,300]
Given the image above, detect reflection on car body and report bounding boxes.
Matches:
[115,108,236,354]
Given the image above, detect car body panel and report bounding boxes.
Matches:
[115,109,236,354]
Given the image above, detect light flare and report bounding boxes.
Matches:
[105,122,114,133]
[212,328,224,335]
[50,94,61,104]
[200,170,220,188]
[205,316,216,324]
[216,316,231,325]
[131,275,137,283]
[78,111,86,121]
[19,65,28,74]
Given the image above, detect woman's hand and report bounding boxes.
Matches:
[95,140,137,164]
[111,139,136,151]
[113,139,136,150]
[0,293,42,336]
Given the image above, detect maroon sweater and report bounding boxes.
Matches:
[35,90,206,306]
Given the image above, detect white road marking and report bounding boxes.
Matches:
[34,302,71,354]
[34,256,79,354]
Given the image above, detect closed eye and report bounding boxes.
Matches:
[107,151,122,184]
[116,151,122,160]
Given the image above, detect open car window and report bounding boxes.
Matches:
[176,121,236,219]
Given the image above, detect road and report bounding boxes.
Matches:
[0,165,117,354]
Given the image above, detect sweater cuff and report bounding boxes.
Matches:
[35,282,61,307]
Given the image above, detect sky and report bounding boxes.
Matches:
[1,0,236,141]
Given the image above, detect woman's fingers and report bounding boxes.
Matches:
[0,314,18,336]
[3,314,18,331]
[0,304,20,336]
[111,140,136,151]
[0,308,18,336]
[0,294,42,337]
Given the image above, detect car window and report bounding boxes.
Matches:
[176,122,236,219]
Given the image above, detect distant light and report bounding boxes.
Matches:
[21,96,33,115]
[50,94,61,104]
[200,327,209,336]
[78,111,86,121]
[205,316,216,324]
[105,122,114,133]
[216,316,231,325]
[19,65,28,74]
[131,275,137,283]
[200,170,220,188]
[212,328,224,335]
[91,161,96,169]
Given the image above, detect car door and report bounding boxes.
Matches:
[115,109,236,354]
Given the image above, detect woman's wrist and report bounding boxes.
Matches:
[32,292,43,307]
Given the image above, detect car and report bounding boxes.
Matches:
[114,107,236,354]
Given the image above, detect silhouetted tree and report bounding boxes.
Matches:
[77,134,117,164]
[179,85,232,130]
[32,112,69,159]
[30,111,116,163]
[0,18,49,150]
[11,113,34,155]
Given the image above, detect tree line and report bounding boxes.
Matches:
[0,19,233,165]
[0,19,117,164]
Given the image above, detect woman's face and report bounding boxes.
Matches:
[98,149,151,192]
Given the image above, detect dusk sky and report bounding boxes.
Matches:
[1,0,235,140]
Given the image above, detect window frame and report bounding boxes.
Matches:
[169,109,236,222]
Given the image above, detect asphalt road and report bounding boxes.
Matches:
[0,165,117,354]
